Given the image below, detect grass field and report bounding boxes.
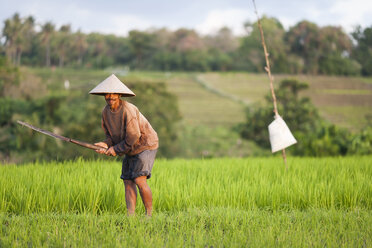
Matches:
[1,157,371,247]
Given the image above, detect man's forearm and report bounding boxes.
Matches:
[104,138,113,147]
[113,141,130,154]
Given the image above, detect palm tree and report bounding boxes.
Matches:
[2,14,35,66]
[74,30,87,66]
[55,24,71,67]
[2,13,22,65]
[41,22,55,67]
[16,16,35,66]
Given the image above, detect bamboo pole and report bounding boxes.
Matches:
[252,0,288,170]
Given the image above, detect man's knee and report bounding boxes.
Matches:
[124,179,136,187]
[134,176,147,187]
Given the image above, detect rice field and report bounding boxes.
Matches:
[1,156,371,247]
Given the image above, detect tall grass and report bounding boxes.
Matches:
[1,209,371,247]
[1,157,371,214]
[1,157,371,247]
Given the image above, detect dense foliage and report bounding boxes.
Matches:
[1,13,371,75]
[0,56,20,96]
[352,26,372,76]
[238,79,372,156]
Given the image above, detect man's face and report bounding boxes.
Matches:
[105,93,121,107]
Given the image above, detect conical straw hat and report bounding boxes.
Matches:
[89,74,135,96]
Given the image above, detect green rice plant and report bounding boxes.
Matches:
[0,157,371,247]
[0,209,371,247]
[0,157,371,214]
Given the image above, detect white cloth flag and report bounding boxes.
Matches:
[268,115,297,153]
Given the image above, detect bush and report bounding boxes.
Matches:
[238,78,368,156]
[238,79,320,149]
[291,123,350,156]
[348,126,372,155]
[0,56,20,97]
[318,55,361,76]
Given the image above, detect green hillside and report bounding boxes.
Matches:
[197,73,372,131]
[2,67,366,161]
[29,68,372,131]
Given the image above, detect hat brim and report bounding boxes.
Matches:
[89,74,136,97]
[89,91,136,97]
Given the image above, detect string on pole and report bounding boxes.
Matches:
[251,0,288,170]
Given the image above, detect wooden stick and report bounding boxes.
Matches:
[282,149,288,171]
[252,0,287,168]
[17,120,106,151]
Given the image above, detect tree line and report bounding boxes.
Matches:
[1,13,372,75]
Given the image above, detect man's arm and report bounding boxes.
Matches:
[95,118,114,155]
[113,118,141,154]
[101,119,113,147]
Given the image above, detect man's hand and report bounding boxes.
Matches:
[105,146,117,156]
[94,142,108,154]
[95,142,108,148]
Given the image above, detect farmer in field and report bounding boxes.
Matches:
[90,74,159,216]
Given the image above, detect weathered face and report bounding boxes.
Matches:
[105,93,121,107]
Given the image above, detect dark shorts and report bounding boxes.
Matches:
[120,149,157,180]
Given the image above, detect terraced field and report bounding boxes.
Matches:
[198,73,372,131]
[29,68,372,130]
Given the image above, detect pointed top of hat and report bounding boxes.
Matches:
[89,74,135,97]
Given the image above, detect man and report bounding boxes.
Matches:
[90,74,159,216]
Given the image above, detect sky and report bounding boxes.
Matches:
[1,0,371,36]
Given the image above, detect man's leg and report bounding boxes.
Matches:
[124,179,137,216]
[134,176,153,216]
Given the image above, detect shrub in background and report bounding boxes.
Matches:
[238,78,372,156]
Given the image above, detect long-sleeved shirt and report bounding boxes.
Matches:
[101,100,158,156]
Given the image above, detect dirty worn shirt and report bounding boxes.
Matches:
[101,100,159,156]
